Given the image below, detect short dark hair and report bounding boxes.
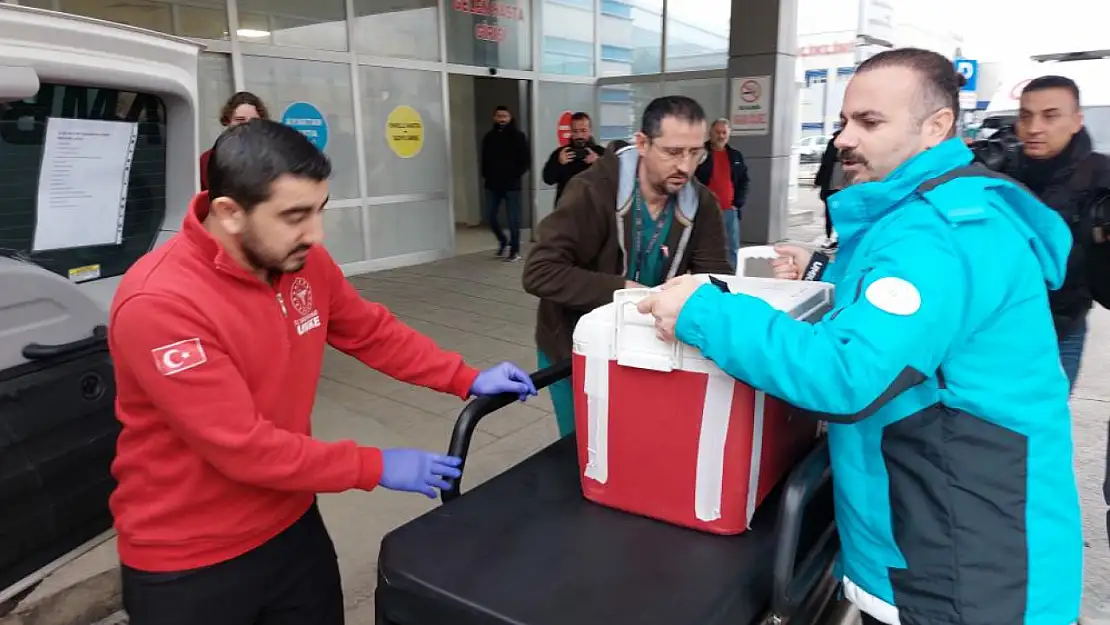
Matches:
[495,105,510,113]
[640,95,707,139]
[1023,75,1081,105]
[219,91,269,127]
[571,111,591,123]
[857,48,961,134]
[208,119,332,211]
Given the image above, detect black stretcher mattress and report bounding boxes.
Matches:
[376,436,834,625]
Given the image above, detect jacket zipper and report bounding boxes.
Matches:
[275,292,288,317]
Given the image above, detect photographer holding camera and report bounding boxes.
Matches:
[543,111,605,203]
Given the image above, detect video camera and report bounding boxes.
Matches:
[968,122,1024,176]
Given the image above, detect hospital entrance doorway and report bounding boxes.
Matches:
[448,74,533,256]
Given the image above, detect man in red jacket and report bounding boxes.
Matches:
[109,119,536,625]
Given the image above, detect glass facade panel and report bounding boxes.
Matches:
[664,1,729,71]
[598,0,661,76]
[662,76,727,121]
[445,0,532,71]
[359,66,449,197]
[323,206,366,264]
[597,81,662,142]
[352,0,440,61]
[237,0,347,52]
[197,53,234,149]
[50,0,229,40]
[541,0,594,76]
[242,56,361,200]
[369,199,451,259]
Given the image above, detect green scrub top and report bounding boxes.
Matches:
[626,181,674,288]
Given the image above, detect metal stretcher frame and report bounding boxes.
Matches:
[436,361,843,624]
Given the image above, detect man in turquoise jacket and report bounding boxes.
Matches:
[638,48,1083,625]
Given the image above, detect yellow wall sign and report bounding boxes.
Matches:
[386,105,424,159]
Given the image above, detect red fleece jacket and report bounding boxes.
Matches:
[107,193,479,572]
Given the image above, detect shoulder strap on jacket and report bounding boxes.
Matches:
[915,162,1018,194]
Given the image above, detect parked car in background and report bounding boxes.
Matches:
[797,134,831,163]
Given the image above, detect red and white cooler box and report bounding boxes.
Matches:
[571,274,834,535]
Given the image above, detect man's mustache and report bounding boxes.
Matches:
[839,149,867,166]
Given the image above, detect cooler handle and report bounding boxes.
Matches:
[441,361,572,504]
[736,245,780,277]
[613,288,680,372]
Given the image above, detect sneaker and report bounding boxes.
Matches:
[504,253,522,263]
[1083,601,1110,624]
[494,246,507,259]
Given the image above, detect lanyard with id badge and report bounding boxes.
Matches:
[629,183,674,286]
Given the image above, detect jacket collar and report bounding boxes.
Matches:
[828,138,974,244]
[614,144,698,223]
[182,192,264,284]
[1018,127,1094,191]
[703,141,732,154]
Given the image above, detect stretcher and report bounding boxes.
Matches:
[375,361,846,625]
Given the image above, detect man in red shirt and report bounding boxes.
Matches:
[695,117,749,268]
[109,119,536,625]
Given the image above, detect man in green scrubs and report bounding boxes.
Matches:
[523,96,734,436]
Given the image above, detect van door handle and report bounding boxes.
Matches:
[22,325,108,360]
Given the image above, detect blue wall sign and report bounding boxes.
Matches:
[954,59,979,92]
[280,101,329,151]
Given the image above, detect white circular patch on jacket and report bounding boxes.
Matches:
[865,277,921,316]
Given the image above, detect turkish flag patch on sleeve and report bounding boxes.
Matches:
[151,338,208,376]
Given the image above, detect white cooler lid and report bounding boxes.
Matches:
[573,275,833,373]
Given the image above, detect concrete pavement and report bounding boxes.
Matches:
[16,207,1110,623]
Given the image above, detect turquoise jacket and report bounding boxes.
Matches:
[676,139,1083,625]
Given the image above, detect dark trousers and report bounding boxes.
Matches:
[122,503,343,625]
[821,189,838,239]
[485,188,522,255]
[1058,315,1088,391]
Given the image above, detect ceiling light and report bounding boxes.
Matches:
[236,29,271,38]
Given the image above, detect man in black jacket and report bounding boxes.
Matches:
[481,105,531,262]
[542,112,605,203]
[694,117,749,264]
[1013,75,1110,389]
[1013,76,1110,625]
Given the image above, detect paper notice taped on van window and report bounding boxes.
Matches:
[33,117,138,252]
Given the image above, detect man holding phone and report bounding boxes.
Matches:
[543,112,606,203]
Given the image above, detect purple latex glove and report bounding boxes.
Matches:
[470,362,538,401]
[380,449,462,498]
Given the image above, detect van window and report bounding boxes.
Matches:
[0,83,166,281]
[1083,106,1110,154]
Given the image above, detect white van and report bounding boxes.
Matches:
[0,4,200,613]
[985,58,1110,153]
[0,2,201,310]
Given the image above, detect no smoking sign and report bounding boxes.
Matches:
[739,80,761,103]
[730,75,770,136]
